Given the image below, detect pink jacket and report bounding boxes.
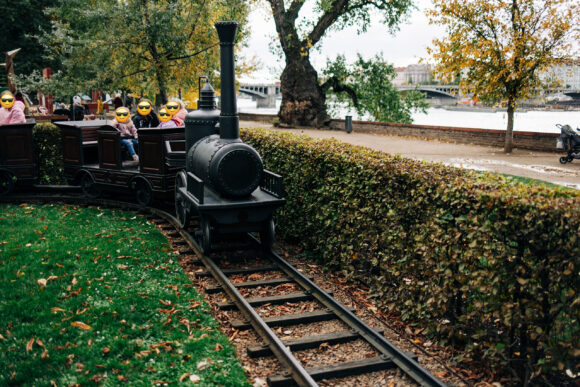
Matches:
[172,108,186,126]
[0,101,26,125]
[158,119,177,128]
[112,119,138,139]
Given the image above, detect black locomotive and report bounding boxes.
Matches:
[174,21,285,253]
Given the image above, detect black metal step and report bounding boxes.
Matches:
[217,291,332,310]
[267,356,396,386]
[247,328,385,357]
[231,308,353,330]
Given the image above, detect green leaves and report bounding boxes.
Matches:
[323,53,428,123]
[243,127,580,382]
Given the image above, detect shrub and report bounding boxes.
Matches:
[33,123,66,185]
[242,128,580,384]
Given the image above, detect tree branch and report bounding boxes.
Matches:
[321,76,359,107]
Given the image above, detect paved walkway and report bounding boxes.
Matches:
[240,120,580,189]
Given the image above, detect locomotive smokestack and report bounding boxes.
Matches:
[215,21,239,140]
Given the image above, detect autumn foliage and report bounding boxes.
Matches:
[243,128,580,384]
[427,0,580,153]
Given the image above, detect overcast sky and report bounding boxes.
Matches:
[239,0,446,83]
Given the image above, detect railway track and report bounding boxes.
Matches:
[1,190,447,386]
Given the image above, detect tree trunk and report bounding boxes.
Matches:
[279,54,328,127]
[504,99,515,153]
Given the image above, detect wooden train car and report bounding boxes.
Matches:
[55,120,184,205]
[0,119,37,195]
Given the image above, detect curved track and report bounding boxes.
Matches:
[0,189,446,387]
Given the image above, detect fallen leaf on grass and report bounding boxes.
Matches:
[26,338,35,351]
[189,301,202,309]
[189,374,201,383]
[41,350,49,359]
[215,343,223,351]
[159,299,172,306]
[37,279,47,287]
[117,264,131,270]
[71,321,92,331]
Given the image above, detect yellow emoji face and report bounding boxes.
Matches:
[1,92,15,109]
[137,101,152,116]
[115,107,130,123]
[158,107,172,123]
[166,101,180,115]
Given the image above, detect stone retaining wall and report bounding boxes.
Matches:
[238,112,560,152]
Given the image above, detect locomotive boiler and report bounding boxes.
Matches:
[175,21,285,253]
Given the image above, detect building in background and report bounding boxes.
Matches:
[393,64,432,86]
[539,59,580,89]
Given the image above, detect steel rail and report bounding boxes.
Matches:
[253,237,446,387]
[170,224,318,387]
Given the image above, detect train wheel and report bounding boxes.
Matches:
[175,172,191,228]
[199,217,212,253]
[559,156,569,164]
[0,171,14,196]
[134,180,154,206]
[80,173,101,199]
[260,217,275,251]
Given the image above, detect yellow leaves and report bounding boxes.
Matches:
[70,321,92,331]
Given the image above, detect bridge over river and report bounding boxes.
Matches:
[239,82,580,107]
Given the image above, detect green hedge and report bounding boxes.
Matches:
[33,123,66,185]
[242,128,580,383]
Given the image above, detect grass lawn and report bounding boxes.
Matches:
[0,203,248,386]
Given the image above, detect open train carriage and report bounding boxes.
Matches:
[0,119,37,195]
[56,120,184,205]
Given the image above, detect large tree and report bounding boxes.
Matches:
[427,0,579,153]
[27,0,249,103]
[267,0,413,127]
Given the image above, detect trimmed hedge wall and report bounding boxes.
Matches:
[242,128,580,383]
[32,123,66,185]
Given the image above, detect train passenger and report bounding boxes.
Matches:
[132,99,159,129]
[112,107,139,162]
[157,107,177,128]
[0,90,26,125]
[165,99,186,126]
[71,96,85,121]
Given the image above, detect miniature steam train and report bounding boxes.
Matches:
[0,21,284,254]
[173,21,285,253]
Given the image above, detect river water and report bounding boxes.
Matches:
[237,97,580,134]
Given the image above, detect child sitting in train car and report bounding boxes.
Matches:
[157,107,177,128]
[0,90,26,125]
[132,98,159,129]
[165,99,186,126]
[112,107,139,162]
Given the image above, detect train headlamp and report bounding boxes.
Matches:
[115,107,131,123]
[1,92,15,109]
